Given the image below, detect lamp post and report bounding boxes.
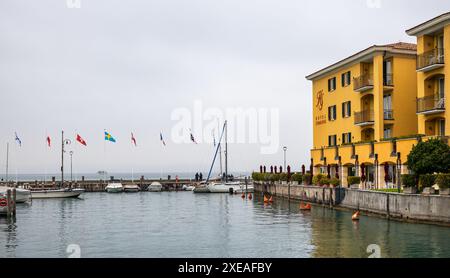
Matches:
[283,146,287,171]
[69,151,74,182]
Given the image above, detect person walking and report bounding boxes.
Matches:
[195,172,199,182]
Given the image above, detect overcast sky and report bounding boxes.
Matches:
[0,0,449,176]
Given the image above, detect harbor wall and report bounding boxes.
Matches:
[255,183,450,225]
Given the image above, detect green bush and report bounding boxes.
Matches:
[252,172,262,181]
[329,178,340,187]
[279,173,288,182]
[401,174,416,188]
[320,178,331,186]
[291,173,303,183]
[312,174,326,186]
[436,174,450,189]
[419,174,437,188]
[347,176,361,185]
[270,173,280,182]
[302,174,312,185]
[407,138,450,175]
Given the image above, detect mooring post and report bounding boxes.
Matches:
[6,189,12,218]
[12,188,16,217]
[245,177,248,194]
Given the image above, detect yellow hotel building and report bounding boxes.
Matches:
[306,12,450,189]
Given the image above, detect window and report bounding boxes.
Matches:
[328,105,337,121]
[342,132,352,144]
[342,101,351,118]
[383,94,393,119]
[438,77,445,99]
[328,135,337,147]
[341,71,351,87]
[384,126,392,139]
[438,119,445,136]
[328,77,336,92]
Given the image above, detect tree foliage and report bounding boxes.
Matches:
[407,139,450,175]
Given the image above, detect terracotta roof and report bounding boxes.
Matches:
[306,42,417,81]
[384,42,417,51]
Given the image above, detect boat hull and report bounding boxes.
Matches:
[0,187,31,203]
[124,185,140,193]
[193,187,210,193]
[106,188,124,193]
[31,188,85,199]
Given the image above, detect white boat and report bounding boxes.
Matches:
[31,188,85,199]
[0,194,8,214]
[206,182,242,193]
[105,183,124,193]
[0,186,32,203]
[124,184,140,192]
[148,182,163,192]
[182,184,195,191]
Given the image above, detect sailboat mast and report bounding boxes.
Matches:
[61,130,64,188]
[225,120,228,183]
[5,142,9,185]
[217,119,223,178]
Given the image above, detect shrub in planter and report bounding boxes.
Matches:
[347,176,361,186]
[270,173,280,183]
[263,173,271,182]
[401,174,416,188]
[419,174,437,188]
[279,173,288,182]
[302,174,312,185]
[436,174,450,189]
[312,174,326,186]
[291,173,303,183]
[252,172,262,182]
[329,178,340,187]
[320,177,331,186]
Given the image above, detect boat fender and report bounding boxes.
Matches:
[352,211,360,221]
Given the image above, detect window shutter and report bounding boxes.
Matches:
[328,79,330,92]
[333,106,336,120]
[341,74,345,87]
[348,102,351,117]
[342,103,345,117]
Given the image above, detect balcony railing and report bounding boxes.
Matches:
[383,74,394,87]
[354,110,374,125]
[417,48,445,71]
[353,74,373,92]
[416,95,445,114]
[384,109,394,120]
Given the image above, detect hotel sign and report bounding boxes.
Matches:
[315,90,326,125]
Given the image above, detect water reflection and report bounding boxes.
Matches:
[0,192,449,258]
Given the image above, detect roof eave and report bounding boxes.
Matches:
[406,12,450,37]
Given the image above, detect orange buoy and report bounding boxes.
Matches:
[264,195,270,203]
[241,193,245,199]
[299,203,311,210]
[248,193,252,200]
[268,196,273,203]
[352,211,360,221]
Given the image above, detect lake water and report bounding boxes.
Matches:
[1,192,449,258]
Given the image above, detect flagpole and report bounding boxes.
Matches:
[217,119,223,179]
[61,130,64,188]
[225,120,228,183]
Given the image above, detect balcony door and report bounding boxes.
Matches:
[437,35,444,61]
[438,77,445,99]
[438,119,445,136]
[383,60,393,86]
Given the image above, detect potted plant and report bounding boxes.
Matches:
[419,174,437,195]
[401,174,417,194]
[436,173,450,195]
[329,178,340,188]
[347,176,361,189]
[291,173,303,185]
[312,174,326,186]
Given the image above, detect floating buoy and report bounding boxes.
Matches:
[299,203,311,210]
[268,196,273,203]
[352,211,360,221]
[248,193,252,200]
[241,193,245,199]
[264,195,270,203]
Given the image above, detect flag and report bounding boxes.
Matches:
[104,131,116,143]
[131,132,137,146]
[190,130,197,144]
[160,132,166,146]
[46,136,51,147]
[76,134,87,146]
[15,132,22,147]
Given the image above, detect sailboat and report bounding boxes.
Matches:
[30,131,85,199]
[0,142,31,203]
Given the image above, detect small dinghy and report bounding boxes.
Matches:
[148,182,163,192]
[124,184,140,193]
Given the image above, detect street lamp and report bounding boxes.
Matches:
[69,151,74,182]
[283,146,287,170]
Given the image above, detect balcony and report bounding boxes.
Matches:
[416,95,445,115]
[353,74,373,92]
[417,48,445,72]
[384,109,394,120]
[383,74,394,90]
[354,110,374,126]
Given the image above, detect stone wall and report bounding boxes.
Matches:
[255,182,450,225]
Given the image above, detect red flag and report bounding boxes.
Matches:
[76,134,87,146]
[131,132,137,146]
[46,136,51,147]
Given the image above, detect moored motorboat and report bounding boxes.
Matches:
[105,183,124,193]
[31,188,85,199]
[182,184,195,191]
[206,182,241,193]
[0,186,32,203]
[124,184,140,192]
[148,182,163,192]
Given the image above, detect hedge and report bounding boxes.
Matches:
[401,174,416,188]
[436,174,450,189]
[312,174,327,186]
[302,174,312,185]
[347,176,361,185]
[419,174,437,188]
